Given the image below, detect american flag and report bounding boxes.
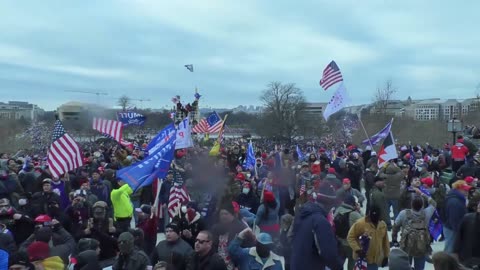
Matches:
[299,184,306,196]
[192,111,223,133]
[93,118,123,143]
[168,183,190,218]
[319,61,343,91]
[47,120,84,178]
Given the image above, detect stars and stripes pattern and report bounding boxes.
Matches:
[319,60,343,91]
[93,118,123,143]
[168,183,190,218]
[102,133,133,148]
[299,184,306,196]
[192,111,223,133]
[47,120,84,178]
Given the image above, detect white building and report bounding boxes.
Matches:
[57,101,105,121]
[0,101,44,121]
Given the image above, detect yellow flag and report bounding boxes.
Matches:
[209,141,220,156]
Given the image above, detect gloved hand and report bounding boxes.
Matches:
[381,257,388,267]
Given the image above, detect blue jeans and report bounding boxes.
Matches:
[443,227,456,253]
[367,264,378,270]
[410,256,426,270]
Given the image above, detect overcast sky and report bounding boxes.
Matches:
[1,1,479,111]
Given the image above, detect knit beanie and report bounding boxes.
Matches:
[166,222,181,235]
[263,190,275,203]
[317,182,337,201]
[27,241,50,262]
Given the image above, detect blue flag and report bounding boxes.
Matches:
[296,145,304,161]
[117,132,176,191]
[117,111,146,126]
[146,124,176,155]
[244,141,256,170]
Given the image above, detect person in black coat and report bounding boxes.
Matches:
[235,182,260,214]
[0,198,34,245]
[30,178,62,217]
[453,203,480,268]
[192,231,227,270]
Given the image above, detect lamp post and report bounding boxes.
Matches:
[447,117,462,145]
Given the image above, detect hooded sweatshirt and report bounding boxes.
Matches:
[388,248,411,270]
[291,202,343,270]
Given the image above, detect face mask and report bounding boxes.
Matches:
[256,243,271,258]
[369,211,380,224]
[19,199,27,206]
[242,188,250,195]
[181,206,187,214]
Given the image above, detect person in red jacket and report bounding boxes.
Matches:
[135,204,157,256]
[451,136,469,172]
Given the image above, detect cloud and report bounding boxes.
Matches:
[0,1,479,111]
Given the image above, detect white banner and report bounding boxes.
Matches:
[175,117,194,149]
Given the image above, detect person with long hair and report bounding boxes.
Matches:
[255,190,280,239]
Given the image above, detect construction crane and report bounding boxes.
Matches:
[115,97,151,109]
[64,90,108,104]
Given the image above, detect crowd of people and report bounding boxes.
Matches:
[0,134,480,270]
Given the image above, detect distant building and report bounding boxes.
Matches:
[57,101,106,121]
[304,102,328,118]
[0,101,44,121]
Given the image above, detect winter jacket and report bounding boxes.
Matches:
[21,226,76,264]
[290,202,343,270]
[451,143,469,161]
[444,189,468,232]
[336,187,365,205]
[0,227,16,254]
[333,203,362,246]
[347,217,390,265]
[228,237,284,270]
[236,192,260,213]
[111,184,133,219]
[89,180,110,205]
[369,186,389,225]
[0,213,34,245]
[392,197,437,241]
[324,173,342,190]
[75,250,102,270]
[255,203,280,236]
[379,164,404,200]
[192,249,227,270]
[113,249,150,270]
[174,212,207,248]
[137,216,158,256]
[151,238,194,270]
[30,191,62,217]
[453,213,480,265]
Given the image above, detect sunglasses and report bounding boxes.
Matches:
[195,239,210,244]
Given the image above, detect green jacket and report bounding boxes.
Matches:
[369,186,389,225]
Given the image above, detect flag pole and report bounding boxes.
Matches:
[357,113,375,150]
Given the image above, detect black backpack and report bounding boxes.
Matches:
[334,210,353,239]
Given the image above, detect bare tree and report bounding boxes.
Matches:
[117,95,131,111]
[259,81,306,141]
[373,79,397,114]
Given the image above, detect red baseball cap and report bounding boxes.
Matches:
[342,178,351,184]
[453,180,473,191]
[328,168,336,174]
[465,176,475,184]
[421,177,434,187]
